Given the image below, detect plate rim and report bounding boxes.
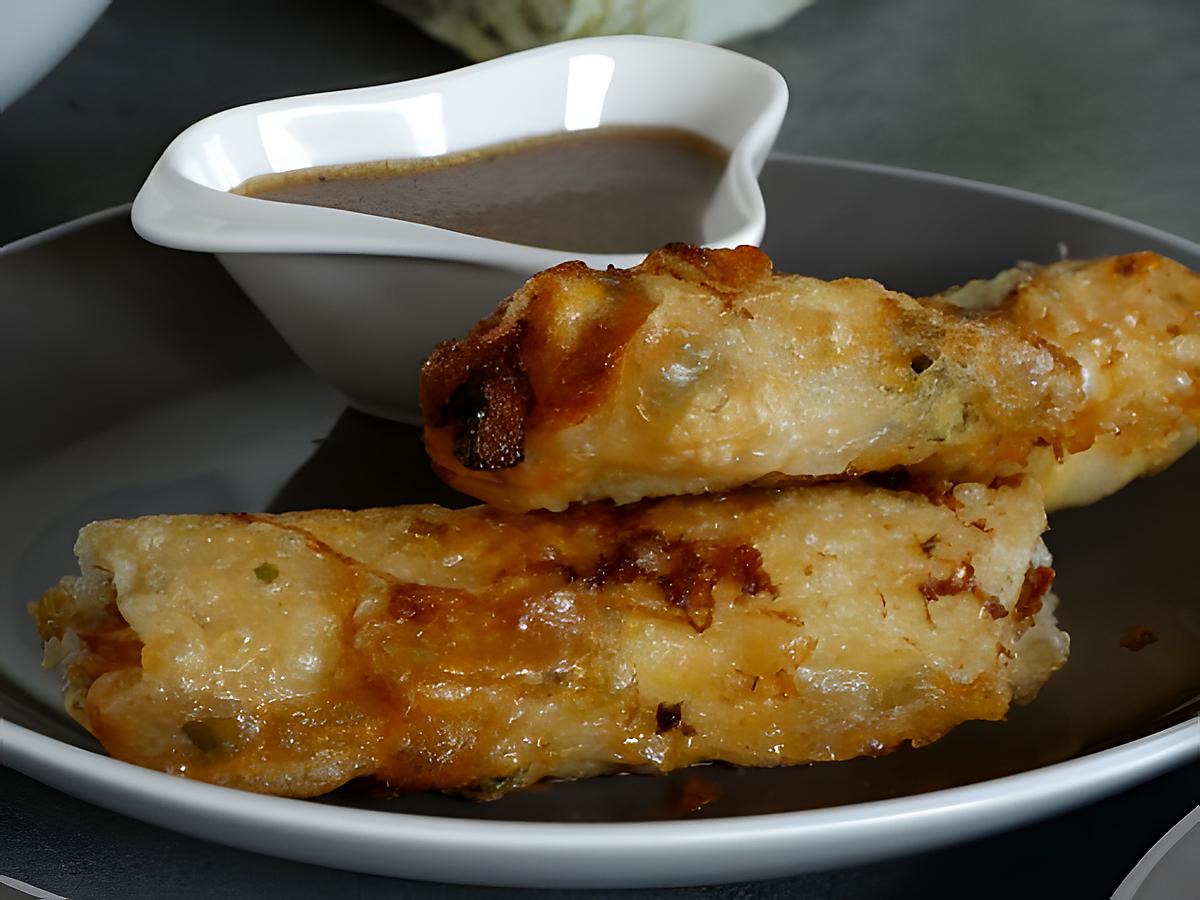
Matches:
[2,716,1196,887]
[3,717,1197,839]
[0,202,132,254]
[766,152,1200,259]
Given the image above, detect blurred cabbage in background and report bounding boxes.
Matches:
[380,0,815,61]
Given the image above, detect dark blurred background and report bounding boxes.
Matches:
[2,0,1198,244]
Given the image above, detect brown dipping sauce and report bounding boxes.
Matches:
[232,126,729,254]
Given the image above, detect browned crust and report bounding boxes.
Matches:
[584,527,778,632]
[1015,566,1055,622]
[947,251,1200,465]
[420,245,773,472]
[420,307,531,470]
[32,478,1060,799]
[30,500,786,794]
[634,242,774,298]
[422,245,1200,513]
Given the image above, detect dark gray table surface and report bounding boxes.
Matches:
[2,1,1198,897]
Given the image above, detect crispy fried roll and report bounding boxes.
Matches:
[421,245,1083,510]
[33,479,1065,799]
[421,246,1198,512]
[937,252,1200,508]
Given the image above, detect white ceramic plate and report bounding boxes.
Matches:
[2,157,1198,888]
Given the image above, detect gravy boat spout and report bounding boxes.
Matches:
[132,36,788,418]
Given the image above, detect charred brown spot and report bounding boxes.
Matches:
[865,470,964,511]
[588,529,671,586]
[655,701,683,734]
[447,370,527,468]
[1015,565,1054,621]
[442,335,531,471]
[919,534,940,556]
[589,530,716,630]
[722,543,777,597]
[1120,625,1158,652]
[387,584,475,625]
[919,561,976,604]
[422,301,516,421]
[1112,253,1157,278]
[585,529,775,632]
[925,485,961,511]
[639,243,773,298]
[968,519,992,533]
[421,305,532,471]
[981,597,1009,620]
[659,551,718,628]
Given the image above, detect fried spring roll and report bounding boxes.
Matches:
[33,479,1065,799]
[421,246,1198,512]
[936,252,1200,509]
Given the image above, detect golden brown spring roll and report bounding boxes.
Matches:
[33,478,1065,799]
[935,252,1200,509]
[421,246,1198,512]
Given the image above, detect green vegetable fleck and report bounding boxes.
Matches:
[458,771,528,800]
[254,562,279,583]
